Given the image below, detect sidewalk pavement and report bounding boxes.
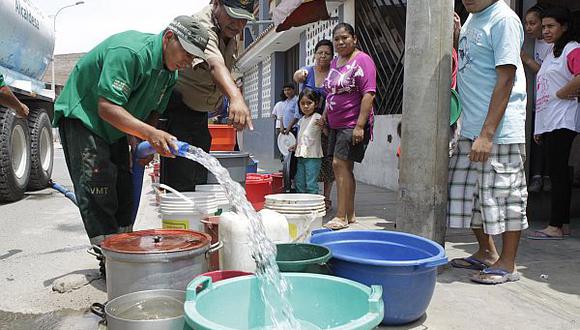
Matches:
[256,156,580,330]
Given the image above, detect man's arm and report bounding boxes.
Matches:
[97,97,176,157]
[207,57,253,130]
[0,86,29,117]
[469,65,516,162]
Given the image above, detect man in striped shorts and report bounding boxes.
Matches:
[448,0,528,284]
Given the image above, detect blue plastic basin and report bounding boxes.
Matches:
[310,230,447,325]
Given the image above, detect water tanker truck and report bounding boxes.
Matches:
[0,0,56,202]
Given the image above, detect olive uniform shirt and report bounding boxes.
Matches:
[53,31,178,143]
[175,6,237,112]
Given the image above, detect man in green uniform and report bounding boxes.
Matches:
[160,0,254,191]
[0,73,29,117]
[53,16,209,260]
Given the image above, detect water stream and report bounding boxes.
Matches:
[182,146,300,329]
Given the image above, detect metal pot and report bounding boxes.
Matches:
[91,289,190,330]
[99,229,222,300]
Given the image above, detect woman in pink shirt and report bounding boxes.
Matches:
[528,6,580,240]
[322,23,377,230]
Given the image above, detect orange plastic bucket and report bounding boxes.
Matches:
[208,124,236,151]
[245,174,272,211]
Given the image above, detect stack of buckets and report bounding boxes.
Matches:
[264,193,325,241]
[195,184,230,214]
[245,174,272,211]
[160,191,221,231]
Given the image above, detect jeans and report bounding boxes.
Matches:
[295,157,322,194]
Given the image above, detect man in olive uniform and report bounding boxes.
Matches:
[160,0,254,191]
[0,73,29,117]
[53,16,210,251]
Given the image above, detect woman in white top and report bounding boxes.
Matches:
[521,4,553,193]
[528,6,580,240]
[289,88,325,194]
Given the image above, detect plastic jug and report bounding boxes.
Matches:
[219,209,290,272]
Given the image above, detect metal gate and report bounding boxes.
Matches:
[356,0,467,115]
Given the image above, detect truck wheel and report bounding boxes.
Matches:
[27,108,53,190]
[0,108,31,202]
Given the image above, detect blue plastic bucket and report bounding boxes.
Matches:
[310,230,447,325]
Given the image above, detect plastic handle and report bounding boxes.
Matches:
[421,257,449,268]
[205,241,224,259]
[186,276,213,301]
[368,285,383,314]
[158,184,195,206]
[135,140,191,159]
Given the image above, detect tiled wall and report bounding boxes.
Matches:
[304,7,340,67]
[243,63,260,119]
[261,55,272,118]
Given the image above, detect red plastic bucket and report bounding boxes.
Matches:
[271,172,284,194]
[245,174,272,211]
[196,270,253,282]
[201,216,220,271]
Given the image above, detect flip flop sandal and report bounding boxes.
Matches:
[449,256,490,270]
[527,230,564,240]
[323,217,349,230]
[470,268,520,285]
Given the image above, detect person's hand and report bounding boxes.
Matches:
[555,89,575,100]
[283,128,290,135]
[296,69,308,83]
[288,144,296,152]
[147,129,177,158]
[228,97,253,131]
[533,134,542,145]
[352,126,365,145]
[15,102,29,118]
[453,12,462,41]
[316,116,326,129]
[469,136,493,162]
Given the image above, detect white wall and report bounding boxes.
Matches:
[354,114,402,190]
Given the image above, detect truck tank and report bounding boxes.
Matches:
[0,0,55,81]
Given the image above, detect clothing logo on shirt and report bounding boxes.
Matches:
[324,60,364,113]
[535,76,549,112]
[458,28,481,73]
[112,79,131,97]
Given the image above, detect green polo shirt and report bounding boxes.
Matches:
[53,31,177,143]
[0,74,6,88]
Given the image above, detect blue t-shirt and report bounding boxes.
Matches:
[303,66,327,113]
[457,1,527,144]
[282,95,299,128]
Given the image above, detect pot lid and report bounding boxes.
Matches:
[101,229,211,254]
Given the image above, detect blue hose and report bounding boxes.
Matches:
[49,180,77,206]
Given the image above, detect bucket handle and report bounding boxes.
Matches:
[186,276,213,301]
[158,183,195,206]
[205,241,223,259]
[420,257,448,269]
[368,285,383,314]
[90,302,106,319]
[87,245,104,259]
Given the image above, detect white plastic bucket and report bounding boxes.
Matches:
[158,184,218,230]
[264,193,326,241]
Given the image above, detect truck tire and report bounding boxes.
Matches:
[0,107,31,202]
[27,108,53,190]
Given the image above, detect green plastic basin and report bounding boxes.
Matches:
[275,243,332,273]
[184,273,384,330]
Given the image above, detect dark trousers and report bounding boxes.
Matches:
[59,118,133,245]
[544,128,577,227]
[160,91,212,192]
[530,111,550,177]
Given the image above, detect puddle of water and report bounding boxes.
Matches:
[0,309,101,330]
